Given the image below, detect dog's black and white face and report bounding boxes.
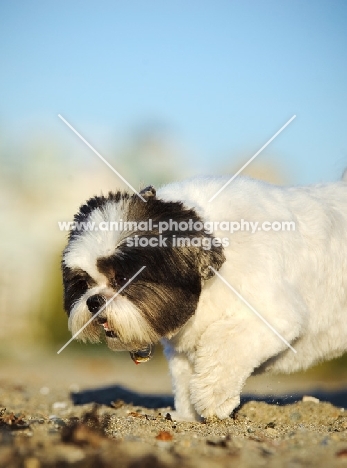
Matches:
[62,186,225,352]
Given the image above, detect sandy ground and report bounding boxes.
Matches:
[2,350,347,467]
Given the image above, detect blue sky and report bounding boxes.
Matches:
[1,0,346,184]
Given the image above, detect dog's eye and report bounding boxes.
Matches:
[74,275,95,291]
[74,277,88,289]
[113,274,128,288]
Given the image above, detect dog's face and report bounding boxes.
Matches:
[62,186,225,352]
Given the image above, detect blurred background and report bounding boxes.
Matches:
[0,0,347,394]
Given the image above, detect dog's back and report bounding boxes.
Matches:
[160,176,347,374]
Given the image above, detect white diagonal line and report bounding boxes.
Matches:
[209,266,297,353]
[208,115,296,202]
[58,114,147,203]
[57,266,146,354]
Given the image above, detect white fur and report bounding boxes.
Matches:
[158,176,347,420]
[64,199,132,282]
[105,295,159,349]
[68,286,157,349]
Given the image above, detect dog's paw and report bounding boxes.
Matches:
[190,376,241,419]
[213,395,240,419]
[197,395,240,419]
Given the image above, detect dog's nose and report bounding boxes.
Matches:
[86,295,106,315]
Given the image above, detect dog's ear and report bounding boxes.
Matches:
[198,241,226,281]
[139,185,156,200]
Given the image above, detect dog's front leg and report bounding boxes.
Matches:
[164,348,201,421]
[189,318,296,419]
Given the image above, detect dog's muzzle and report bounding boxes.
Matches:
[86,294,117,338]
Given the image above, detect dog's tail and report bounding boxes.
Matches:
[342,169,347,182]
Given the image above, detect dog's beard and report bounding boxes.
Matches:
[68,293,159,351]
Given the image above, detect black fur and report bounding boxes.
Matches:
[139,185,156,199]
[62,187,226,340]
[62,266,96,315]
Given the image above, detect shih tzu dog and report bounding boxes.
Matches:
[62,175,347,420]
